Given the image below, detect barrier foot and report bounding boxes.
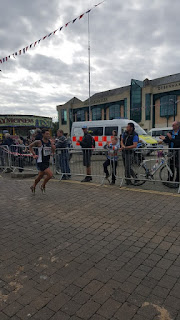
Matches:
[101,176,111,186]
[59,174,63,181]
[120,178,124,188]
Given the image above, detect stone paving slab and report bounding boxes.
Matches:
[0,178,180,320]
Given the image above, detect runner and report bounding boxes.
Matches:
[29,128,55,193]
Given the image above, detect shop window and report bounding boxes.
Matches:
[109,104,120,120]
[61,109,67,125]
[160,95,177,117]
[131,79,143,123]
[145,94,151,120]
[92,107,102,121]
[76,109,85,122]
[124,98,127,118]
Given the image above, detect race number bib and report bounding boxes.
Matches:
[43,147,51,157]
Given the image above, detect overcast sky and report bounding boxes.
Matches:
[0,0,180,120]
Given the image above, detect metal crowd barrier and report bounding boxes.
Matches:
[120,147,180,193]
[55,147,124,183]
[0,144,180,194]
[55,147,180,194]
[0,145,11,173]
[9,145,38,173]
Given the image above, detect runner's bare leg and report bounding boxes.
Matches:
[33,172,45,188]
[41,168,53,188]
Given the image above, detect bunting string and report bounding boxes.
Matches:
[0,1,105,65]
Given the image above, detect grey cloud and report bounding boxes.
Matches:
[0,0,180,116]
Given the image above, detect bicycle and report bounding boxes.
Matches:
[130,150,179,188]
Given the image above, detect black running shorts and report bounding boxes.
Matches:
[37,162,50,172]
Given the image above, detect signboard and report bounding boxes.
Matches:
[157,82,180,91]
[84,97,108,106]
[0,115,52,128]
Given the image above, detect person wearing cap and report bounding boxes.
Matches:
[78,125,93,182]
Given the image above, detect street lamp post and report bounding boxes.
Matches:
[88,11,91,121]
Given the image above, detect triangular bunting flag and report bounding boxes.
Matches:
[0,1,105,64]
[95,1,104,7]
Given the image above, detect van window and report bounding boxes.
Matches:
[163,130,172,136]
[73,128,83,136]
[88,127,103,136]
[105,126,118,136]
[152,131,158,137]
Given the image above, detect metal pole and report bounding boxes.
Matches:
[88,12,91,121]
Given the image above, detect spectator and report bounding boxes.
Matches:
[17,139,26,173]
[3,133,14,146]
[112,130,117,137]
[56,129,70,180]
[121,122,138,185]
[78,125,93,182]
[35,129,42,141]
[160,121,180,184]
[0,139,5,169]
[103,136,120,185]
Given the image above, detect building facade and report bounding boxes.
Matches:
[56,73,180,134]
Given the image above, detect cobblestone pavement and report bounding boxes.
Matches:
[0,177,180,320]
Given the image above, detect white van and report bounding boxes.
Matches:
[148,127,172,142]
[71,119,158,149]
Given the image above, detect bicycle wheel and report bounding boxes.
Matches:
[159,165,178,188]
[130,163,147,186]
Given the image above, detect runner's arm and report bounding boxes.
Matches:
[29,140,40,158]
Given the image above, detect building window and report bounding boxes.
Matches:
[92,107,102,121]
[145,94,151,120]
[160,95,177,117]
[61,109,67,125]
[124,98,127,118]
[109,104,120,120]
[76,109,85,122]
[131,79,143,123]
